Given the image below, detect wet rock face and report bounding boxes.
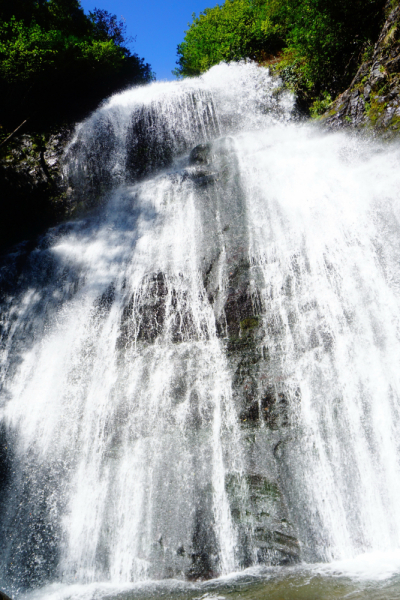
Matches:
[214,263,299,567]
[193,139,300,568]
[117,272,209,350]
[186,486,218,580]
[0,92,220,251]
[323,0,400,135]
[66,115,117,206]
[226,473,300,566]
[0,424,11,521]
[126,92,219,182]
[200,141,301,568]
[0,129,73,251]
[126,106,175,181]
[120,139,301,572]
[189,143,213,166]
[114,138,302,574]
[119,273,168,346]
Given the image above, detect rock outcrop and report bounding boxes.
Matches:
[323,0,400,135]
[0,128,74,251]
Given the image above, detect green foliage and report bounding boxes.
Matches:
[175,0,386,110]
[362,42,375,62]
[240,316,259,331]
[89,8,132,47]
[282,0,385,98]
[174,0,285,77]
[0,0,153,134]
[310,91,332,118]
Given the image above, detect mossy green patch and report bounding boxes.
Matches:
[388,114,400,131]
[310,93,333,119]
[240,316,259,331]
[366,95,388,125]
[377,82,390,95]
[226,473,281,506]
[257,478,280,500]
[384,23,398,45]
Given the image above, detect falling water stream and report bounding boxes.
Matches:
[2,62,400,599]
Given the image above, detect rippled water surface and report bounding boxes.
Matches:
[20,552,400,600]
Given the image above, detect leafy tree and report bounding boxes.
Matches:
[281,0,386,99]
[174,0,386,111]
[0,0,153,136]
[174,0,283,77]
[89,8,131,48]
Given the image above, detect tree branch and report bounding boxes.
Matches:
[0,119,29,150]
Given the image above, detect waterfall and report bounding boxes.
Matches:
[1,61,400,597]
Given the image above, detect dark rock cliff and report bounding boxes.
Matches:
[0,128,74,251]
[323,0,400,135]
[183,141,301,568]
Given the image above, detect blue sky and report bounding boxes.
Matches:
[79,0,219,81]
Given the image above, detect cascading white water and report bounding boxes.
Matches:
[236,127,400,560]
[1,61,400,597]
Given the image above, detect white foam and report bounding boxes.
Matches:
[315,550,400,581]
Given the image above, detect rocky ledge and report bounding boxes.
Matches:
[322,0,400,135]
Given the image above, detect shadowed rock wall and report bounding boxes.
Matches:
[0,129,74,251]
[323,0,400,135]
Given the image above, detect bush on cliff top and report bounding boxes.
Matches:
[175,0,386,112]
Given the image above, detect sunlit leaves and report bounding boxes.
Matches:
[175,0,386,109]
[0,0,153,130]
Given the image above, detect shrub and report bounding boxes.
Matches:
[0,0,153,135]
[175,0,386,110]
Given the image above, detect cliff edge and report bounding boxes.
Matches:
[323,0,400,135]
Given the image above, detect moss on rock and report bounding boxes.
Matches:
[323,0,400,136]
